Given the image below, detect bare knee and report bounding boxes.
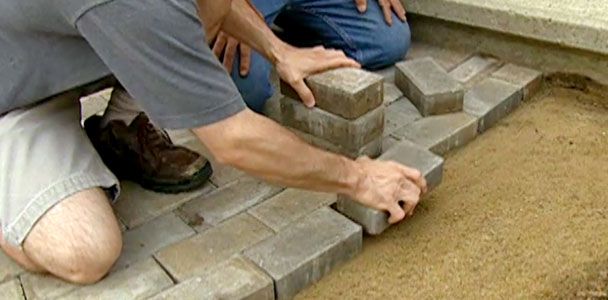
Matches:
[23,188,123,284]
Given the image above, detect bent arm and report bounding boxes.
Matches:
[194,109,364,197]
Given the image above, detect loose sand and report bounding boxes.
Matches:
[298,81,608,299]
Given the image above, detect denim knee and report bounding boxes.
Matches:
[358,21,412,70]
[230,53,274,114]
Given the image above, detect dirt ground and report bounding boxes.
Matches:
[298,81,608,299]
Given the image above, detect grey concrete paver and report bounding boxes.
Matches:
[449,55,499,83]
[491,63,543,100]
[464,77,523,133]
[114,180,215,229]
[336,140,444,235]
[281,97,384,151]
[280,68,383,119]
[155,213,273,281]
[384,98,423,137]
[392,112,478,155]
[59,258,173,300]
[20,273,78,300]
[383,82,403,105]
[395,57,464,116]
[0,251,24,283]
[178,177,283,228]
[249,188,336,231]
[405,42,472,71]
[244,207,362,300]
[148,256,274,300]
[290,128,382,159]
[0,279,24,300]
[112,213,195,272]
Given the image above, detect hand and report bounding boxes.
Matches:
[354,0,407,26]
[275,45,361,107]
[212,32,252,76]
[352,157,427,224]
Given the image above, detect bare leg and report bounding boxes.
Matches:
[1,188,122,284]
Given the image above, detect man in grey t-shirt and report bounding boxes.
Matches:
[0,0,426,284]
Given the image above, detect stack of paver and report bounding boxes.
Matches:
[280,68,385,158]
[0,45,544,300]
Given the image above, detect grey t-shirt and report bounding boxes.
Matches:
[0,0,246,129]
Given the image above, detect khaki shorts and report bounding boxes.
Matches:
[0,91,119,246]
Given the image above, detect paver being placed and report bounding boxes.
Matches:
[491,63,543,100]
[0,251,24,283]
[0,279,24,300]
[395,57,464,116]
[290,128,382,159]
[280,67,383,119]
[149,256,274,300]
[244,207,362,300]
[281,97,384,150]
[155,213,273,281]
[59,259,173,300]
[336,140,444,235]
[114,180,215,229]
[249,188,336,231]
[384,98,423,137]
[178,177,282,229]
[448,55,499,84]
[464,77,523,133]
[392,112,478,155]
[112,213,195,272]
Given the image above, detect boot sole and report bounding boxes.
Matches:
[135,161,214,194]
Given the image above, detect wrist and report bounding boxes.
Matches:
[338,157,365,199]
[267,39,290,66]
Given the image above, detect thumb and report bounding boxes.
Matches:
[387,203,406,224]
[355,0,367,13]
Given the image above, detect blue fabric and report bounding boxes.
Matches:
[230,0,411,113]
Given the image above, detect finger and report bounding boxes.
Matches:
[399,184,420,216]
[314,56,361,74]
[223,39,238,72]
[387,203,406,224]
[212,32,227,58]
[292,80,316,107]
[378,0,393,26]
[239,44,251,76]
[395,163,427,194]
[354,0,367,13]
[390,0,407,21]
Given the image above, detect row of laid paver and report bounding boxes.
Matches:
[178,177,283,231]
[448,55,499,84]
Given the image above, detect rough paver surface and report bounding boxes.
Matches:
[491,63,543,100]
[0,251,24,283]
[395,57,465,116]
[280,67,383,119]
[244,207,362,300]
[281,96,385,150]
[155,213,273,281]
[149,256,274,300]
[291,128,382,159]
[449,55,499,84]
[0,279,24,300]
[464,77,523,132]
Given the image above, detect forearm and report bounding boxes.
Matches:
[220,0,288,64]
[194,110,363,197]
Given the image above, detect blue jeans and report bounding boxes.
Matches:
[231,0,412,113]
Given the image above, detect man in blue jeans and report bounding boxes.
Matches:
[215,0,411,112]
[86,0,411,193]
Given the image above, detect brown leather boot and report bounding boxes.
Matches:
[84,112,212,194]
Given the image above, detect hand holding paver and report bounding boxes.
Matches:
[352,156,427,223]
[276,45,361,108]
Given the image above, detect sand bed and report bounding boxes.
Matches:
[298,83,608,299]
